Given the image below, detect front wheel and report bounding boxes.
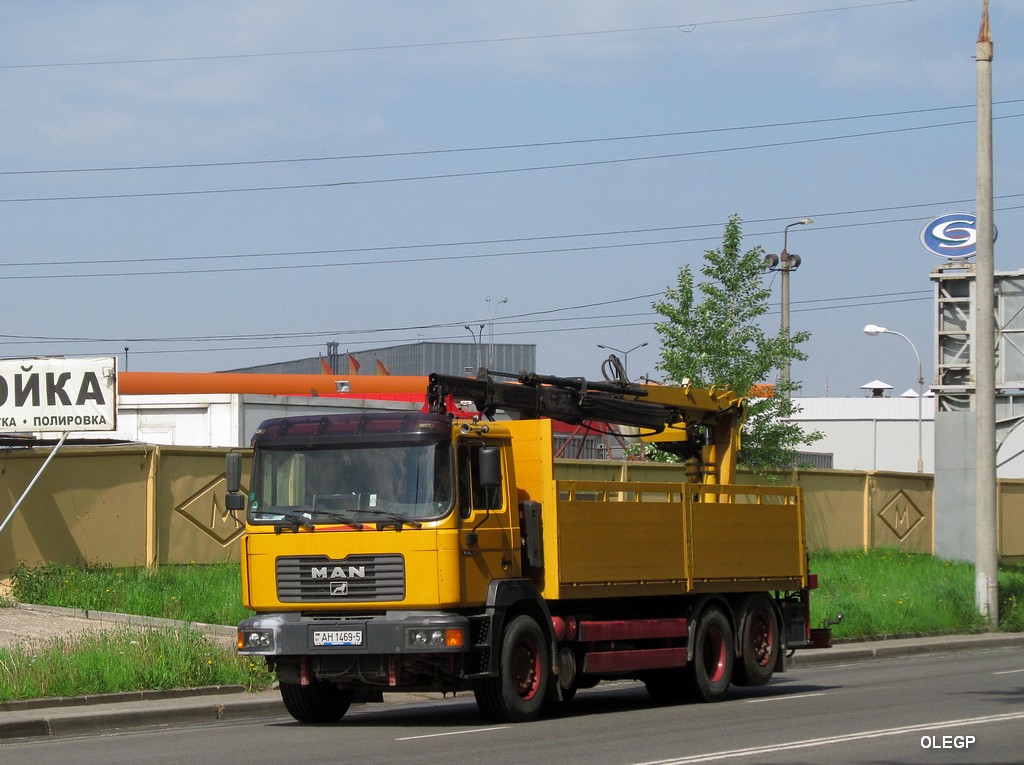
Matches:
[474,614,550,723]
[687,606,734,703]
[280,679,354,723]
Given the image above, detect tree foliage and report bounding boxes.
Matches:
[652,214,820,471]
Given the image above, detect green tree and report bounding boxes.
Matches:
[652,214,820,471]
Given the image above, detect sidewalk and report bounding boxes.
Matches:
[790,630,1024,667]
[2,605,1023,741]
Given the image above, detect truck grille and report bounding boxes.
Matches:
[276,554,405,603]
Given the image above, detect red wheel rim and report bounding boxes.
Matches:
[511,639,541,700]
[750,611,774,668]
[703,625,728,683]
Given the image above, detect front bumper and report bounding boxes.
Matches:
[237,611,471,656]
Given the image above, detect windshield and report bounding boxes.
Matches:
[248,441,454,525]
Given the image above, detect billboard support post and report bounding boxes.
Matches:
[0,431,69,537]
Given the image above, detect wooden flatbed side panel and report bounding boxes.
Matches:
[687,577,804,594]
[688,502,805,584]
[555,497,689,593]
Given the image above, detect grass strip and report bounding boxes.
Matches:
[810,548,1024,638]
[0,627,272,703]
[8,561,250,626]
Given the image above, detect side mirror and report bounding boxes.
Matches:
[478,446,501,488]
[226,452,246,514]
[226,452,243,493]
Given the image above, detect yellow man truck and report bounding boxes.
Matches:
[227,369,830,724]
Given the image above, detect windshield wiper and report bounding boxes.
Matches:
[273,511,316,534]
[357,509,423,531]
[273,510,366,533]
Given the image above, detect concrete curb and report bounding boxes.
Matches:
[789,631,1024,667]
[0,690,287,741]
[0,685,248,714]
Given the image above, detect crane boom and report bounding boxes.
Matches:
[426,369,744,435]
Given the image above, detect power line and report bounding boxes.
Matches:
[0,293,665,344]
[0,2,917,71]
[8,115,1021,205]
[0,289,932,352]
[8,192,1024,271]
[10,100,1019,178]
[12,193,1024,269]
[4,197,1022,279]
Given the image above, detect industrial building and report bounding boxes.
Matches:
[227,340,535,379]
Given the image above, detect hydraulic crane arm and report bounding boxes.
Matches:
[426,369,743,434]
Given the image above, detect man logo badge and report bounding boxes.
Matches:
[330,581,349,596]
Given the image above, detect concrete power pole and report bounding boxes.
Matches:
[975,0,999,628]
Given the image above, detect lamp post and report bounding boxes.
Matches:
[597,341,648,379]
[486,296,508,368]
[765,218,813,397]
[864,324,924,473]
[464,323,484,371]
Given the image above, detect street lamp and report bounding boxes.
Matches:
[464,323,484,371]
[864,324,925,473]
[486,297,508,368]
[597,342,648,379]
[764,218,813,396]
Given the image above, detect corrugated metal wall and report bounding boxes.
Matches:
[228,342,535,377]
[225,356,325,375]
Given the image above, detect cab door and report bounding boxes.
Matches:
[457,439,516,605]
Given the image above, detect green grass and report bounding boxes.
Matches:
[0,627,271,702]
[2,551,1022,702]
[2,561,272,703]
[8,561,250,626]
[810,548,1024,639]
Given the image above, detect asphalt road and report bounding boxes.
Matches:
[2,643,1022,765]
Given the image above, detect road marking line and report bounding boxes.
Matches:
[396,726,509,741]
[632,711,1024,764]
[746,692,826,703]
[993,668,1024,675]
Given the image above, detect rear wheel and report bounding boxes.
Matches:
[734,595,779,686]
[474,614,550,723]
[280,679,354,723]
[688,606,734,703]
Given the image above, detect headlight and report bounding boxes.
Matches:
[405,627,465,649]
[237,629,274,651]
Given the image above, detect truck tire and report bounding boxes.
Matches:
[688,606,734,703]
[733,595,779,686]
[474,614,550,723]
[280,679,354,723]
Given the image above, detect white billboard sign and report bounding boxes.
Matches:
[0,357,117,433]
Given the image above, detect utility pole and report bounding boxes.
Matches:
[975,0,999,628]
[766,218,813,397]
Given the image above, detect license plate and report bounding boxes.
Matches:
[313,630,363,647]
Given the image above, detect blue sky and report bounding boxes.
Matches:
[1,1,1021,397]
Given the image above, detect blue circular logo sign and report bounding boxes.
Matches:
[920,212,995,259]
